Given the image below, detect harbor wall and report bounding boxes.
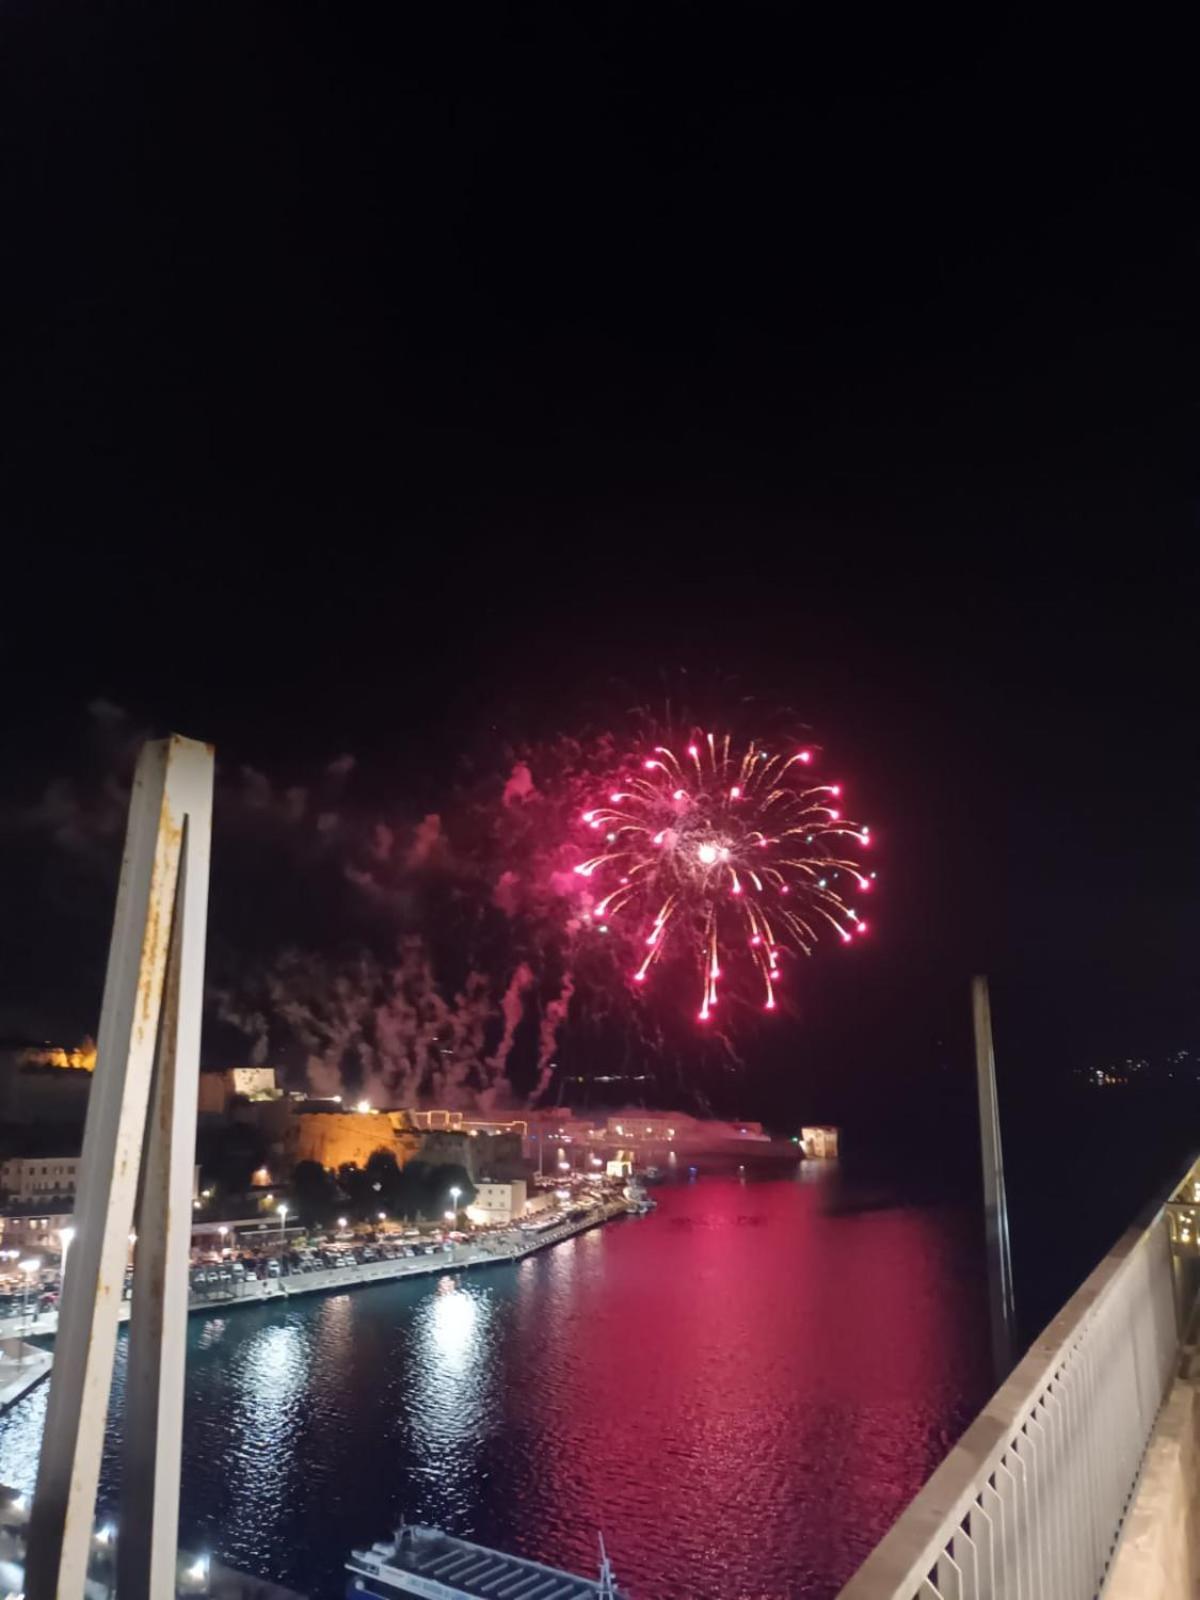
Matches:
[0,1200,630,1343]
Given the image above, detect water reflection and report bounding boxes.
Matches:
[0,1177,989,1600]
[402,1277,499,1530]
[427,1276,479,1370]
[409,1278,491,1438]
[0,1378,46,1496]
[220,1318,310,1562]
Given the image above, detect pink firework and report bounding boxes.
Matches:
[574,734,874,1019]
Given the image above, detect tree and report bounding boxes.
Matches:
[292,1160,340,1226]
[337,1162,370,1219]
[411,1162,476,1221]
[198,1123,269,1197]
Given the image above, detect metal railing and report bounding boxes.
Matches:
[838,1158,1198,1600]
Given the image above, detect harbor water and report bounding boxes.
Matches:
[0,1167,990,1599]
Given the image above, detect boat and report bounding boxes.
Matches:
[623,1179,655,1215]
[346,1523,627,1599]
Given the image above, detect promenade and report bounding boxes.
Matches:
[0,1199,630,1346]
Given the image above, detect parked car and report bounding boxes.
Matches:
[266,1259,281,1279]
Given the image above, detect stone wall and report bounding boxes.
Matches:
[291,1111,401,1171]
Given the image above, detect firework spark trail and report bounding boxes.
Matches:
[487,962,535,1084]
[531,969,575,1103]
[574,733,874,1019]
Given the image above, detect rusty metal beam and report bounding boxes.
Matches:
[24,736,214,1600]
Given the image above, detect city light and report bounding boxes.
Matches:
[356,1099,371,1114]
[338,1217,348,1230]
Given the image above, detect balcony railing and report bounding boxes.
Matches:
[838,1158,1198,1600]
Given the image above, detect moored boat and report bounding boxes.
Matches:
[347,1523,627,1600]
[623,1179,656,1214]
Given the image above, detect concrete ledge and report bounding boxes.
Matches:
[0,1338,53,1410]
[0,1201,630,1345]
[1104,1377,1199,1600]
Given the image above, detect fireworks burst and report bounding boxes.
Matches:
[573,733,874,1020]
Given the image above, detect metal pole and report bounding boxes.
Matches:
[24,736,213,1600]
[972,974,1016,1384]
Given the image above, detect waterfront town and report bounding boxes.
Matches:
[0,1039,829,1346]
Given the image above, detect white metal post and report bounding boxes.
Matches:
[972,973,1016,1385]
[24,735,214,1600]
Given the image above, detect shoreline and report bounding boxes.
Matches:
[0,1199,631,1348]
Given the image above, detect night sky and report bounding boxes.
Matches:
[2,12,1196,1203]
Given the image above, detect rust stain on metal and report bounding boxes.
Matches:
[135,795,182,1043]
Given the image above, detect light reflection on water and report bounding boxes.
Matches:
[0,1176,990,1600]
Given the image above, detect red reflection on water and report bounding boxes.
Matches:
[504,1174,990,1599]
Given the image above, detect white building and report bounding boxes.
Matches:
[0,1155,81,1202]
[467,1179,528,1227]
[230,1066,277,1098]
[605,1114,679,1142]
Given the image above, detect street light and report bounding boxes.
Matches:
[278,1203,288,1249]
[60,1225,75,1282]
[450,1186,461,1212]
[337,1216,348,1231]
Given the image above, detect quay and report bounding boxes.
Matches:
[0,1337,52,1411]
[0,1198,631,1346]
